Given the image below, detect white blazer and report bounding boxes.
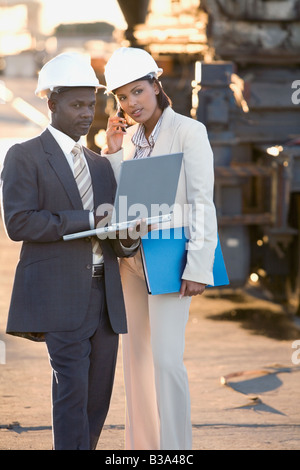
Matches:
[105,106,218,286]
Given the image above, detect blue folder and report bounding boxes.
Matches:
[141,227,229,295]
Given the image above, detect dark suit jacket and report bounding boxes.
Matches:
[1,129,135,339]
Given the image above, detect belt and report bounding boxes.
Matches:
[92,264,104,278]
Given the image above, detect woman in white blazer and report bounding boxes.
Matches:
[102,47,218,450]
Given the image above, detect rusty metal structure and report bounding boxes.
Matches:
[113,0,300,312]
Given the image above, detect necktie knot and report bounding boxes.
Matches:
[72,143,82,158]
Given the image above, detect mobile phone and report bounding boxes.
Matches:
[117,107,126,132]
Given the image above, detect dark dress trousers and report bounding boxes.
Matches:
[1,129,137,449]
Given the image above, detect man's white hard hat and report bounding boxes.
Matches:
[104,47,163,93]
[35,52,105,99]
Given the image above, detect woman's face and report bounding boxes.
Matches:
[115,79,161,129]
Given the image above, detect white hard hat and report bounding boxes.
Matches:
[35,52,105,99]
[104,47,163,93]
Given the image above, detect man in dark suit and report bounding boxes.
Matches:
[1,53,139,450]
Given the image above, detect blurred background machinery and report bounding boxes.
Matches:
[1,1,299,313]
[104,0,300,313]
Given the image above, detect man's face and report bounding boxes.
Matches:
[49,87,96,141]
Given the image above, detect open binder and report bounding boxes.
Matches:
[140,227,229,295]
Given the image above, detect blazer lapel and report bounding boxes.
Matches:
[124,138,136,161]
[119,128,136,161]
[40,130,83,210]
[152,107,177,157]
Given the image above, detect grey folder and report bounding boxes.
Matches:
[63,152,183,241]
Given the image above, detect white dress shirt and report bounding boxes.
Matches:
[132,113,163,159]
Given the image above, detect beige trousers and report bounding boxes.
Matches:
[120,251,192,450]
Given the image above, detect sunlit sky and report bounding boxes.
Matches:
[41,0,127,32]
[0,0,127,56]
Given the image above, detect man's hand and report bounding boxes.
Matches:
[179,280,206,298]
[118,219,155,247]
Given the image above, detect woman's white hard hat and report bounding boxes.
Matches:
[35,52,105,99]
[104,47,163,93]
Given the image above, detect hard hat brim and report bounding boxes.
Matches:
[35,84,106,99]
[105,69,163,94]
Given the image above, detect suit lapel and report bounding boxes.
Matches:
[152,107,177,156]
[40,129,83,210]
[119,128,136,161]
[124,138,136,161]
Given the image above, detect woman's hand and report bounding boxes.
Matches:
[104,114,127,155]
[179,280,206,298]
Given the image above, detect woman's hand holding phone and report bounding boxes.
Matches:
[104,108,127,155]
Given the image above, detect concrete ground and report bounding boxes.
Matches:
[0,220,300,451]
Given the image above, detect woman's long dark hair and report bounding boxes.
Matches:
[152,76,172,111]
[114,74,172,125]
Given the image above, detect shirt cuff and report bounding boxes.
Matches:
[119,239,140,254]
[89,211,95,229]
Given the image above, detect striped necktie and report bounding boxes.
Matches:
[72,143,102,258]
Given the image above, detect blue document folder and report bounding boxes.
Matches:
[141,227,229,295]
